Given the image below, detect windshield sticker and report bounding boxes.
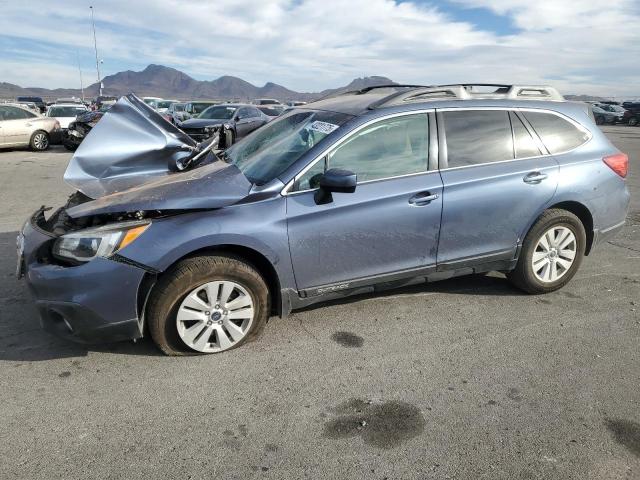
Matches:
[309,121,339,135]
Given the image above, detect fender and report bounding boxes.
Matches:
[116,198,298,292]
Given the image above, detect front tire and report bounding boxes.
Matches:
[147,255,270,355]
[508,209,586,294]
[30,131,50,151]
[629,117,639,127]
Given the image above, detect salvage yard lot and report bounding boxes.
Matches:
[0,126,638,479]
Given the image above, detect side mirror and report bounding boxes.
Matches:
[314,168,357,205]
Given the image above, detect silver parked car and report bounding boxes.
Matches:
[0,104,61,150]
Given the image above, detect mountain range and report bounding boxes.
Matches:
[0,64,396,102]
[0,65,607,103]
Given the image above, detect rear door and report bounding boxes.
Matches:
[246,107,267,133]
[0,106,35,146]
[286,112,443,292]
[235,108,255,138]
[436,108,559,266]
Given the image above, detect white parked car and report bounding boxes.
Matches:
[0,104,60,150]
[153,100,178,114]
[46,104,89,129]
[142,96,163,107]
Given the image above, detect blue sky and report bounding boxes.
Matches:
[0,0,638,97]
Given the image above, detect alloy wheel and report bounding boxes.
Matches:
[33,132,48,150]
[176,280,255,353]
[531,226,577,283]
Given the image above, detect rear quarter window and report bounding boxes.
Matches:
[523,111,590,154]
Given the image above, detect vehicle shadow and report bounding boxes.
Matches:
[0,231,162,361]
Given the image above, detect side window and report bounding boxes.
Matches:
[237,108,251,120]
[0,106,8,120]
[3,107,19,120]
[334,114,430,181]
[249,107,262,118]
[523,111,589,154]
[510,112,541,158]
[5,106,32,120]
[294,114,429,189]
[443,110,513,167]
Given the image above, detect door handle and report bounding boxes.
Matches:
[409,192,439,206]
[523,171,548,184]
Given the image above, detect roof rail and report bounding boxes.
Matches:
[370,83,564,108]
[349,84,429,95]
[316,84,429,102]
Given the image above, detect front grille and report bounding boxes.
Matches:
[182,127,205,135]
[182,127,210,141]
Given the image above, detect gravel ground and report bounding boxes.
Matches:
[0,126,638,480]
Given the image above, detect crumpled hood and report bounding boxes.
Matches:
[67,160,252,218]
[64,94,198,199]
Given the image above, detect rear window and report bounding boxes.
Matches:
[443,110,513,167]
[523,111,589,154]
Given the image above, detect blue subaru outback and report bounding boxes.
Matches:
[18,85,630,355]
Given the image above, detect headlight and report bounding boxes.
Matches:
[52,221,150,264]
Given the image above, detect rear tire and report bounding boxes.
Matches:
[30,130,50,151]
[147,255,270,356]
[508,209,586,294]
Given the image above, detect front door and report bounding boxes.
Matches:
[286,112,443,292]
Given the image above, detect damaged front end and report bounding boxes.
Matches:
[18,93,251,344]
[48,93,247,235]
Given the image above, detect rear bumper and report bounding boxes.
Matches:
[593,220,626,247]
[20,211,147,344]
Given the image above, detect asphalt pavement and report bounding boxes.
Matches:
[0,126,638,479]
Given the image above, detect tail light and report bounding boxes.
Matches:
[603,153,628,178]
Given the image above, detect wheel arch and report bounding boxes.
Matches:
[138,244,283,320]
[526,201,594,256]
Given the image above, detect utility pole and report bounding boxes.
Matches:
[77,51,85,102]
[89,5,102,97]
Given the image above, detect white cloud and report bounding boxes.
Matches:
[0,0,638,96]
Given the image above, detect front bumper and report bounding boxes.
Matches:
[18,210,147,344]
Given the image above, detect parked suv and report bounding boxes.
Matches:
[178,104,268,142]
[18,86,630,355]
